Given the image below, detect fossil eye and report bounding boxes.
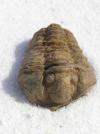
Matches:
[71,74,78,85]
[45,74,54,84]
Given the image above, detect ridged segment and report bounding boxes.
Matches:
[43,24,74,71]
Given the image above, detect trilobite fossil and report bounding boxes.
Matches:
[18,24,97,111]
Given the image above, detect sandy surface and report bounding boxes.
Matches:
[0,0,100,134]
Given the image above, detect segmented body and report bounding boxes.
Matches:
[19,24,90,76]
[18,24,96,111]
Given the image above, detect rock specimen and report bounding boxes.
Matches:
[18,24,97,111]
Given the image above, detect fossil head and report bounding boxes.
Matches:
[42,66,78,105]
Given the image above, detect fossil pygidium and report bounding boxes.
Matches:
[18,24,97,111]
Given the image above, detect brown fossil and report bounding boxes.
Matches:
[18,24,97,111]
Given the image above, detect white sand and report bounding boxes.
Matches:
[0,0,100,134]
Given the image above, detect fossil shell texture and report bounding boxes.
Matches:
[18,24,97,111]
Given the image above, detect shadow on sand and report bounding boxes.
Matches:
[2,39,31,103]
